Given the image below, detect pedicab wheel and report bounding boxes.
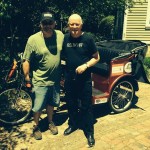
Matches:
[0,88,32,125]
[109,80,135,113]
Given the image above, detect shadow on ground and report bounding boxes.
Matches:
[0,122,30,149]
[0,94,142,149]
[39,111,68,132]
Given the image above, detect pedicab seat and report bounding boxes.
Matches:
[91,47,128,76]
[91,40,147,77]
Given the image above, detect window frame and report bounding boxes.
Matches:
[145,0,150,29]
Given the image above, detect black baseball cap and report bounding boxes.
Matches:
[41,12,55,23]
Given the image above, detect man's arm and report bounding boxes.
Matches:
[76,51,100,74]
[22,60,30,81]
[86,51,100,68]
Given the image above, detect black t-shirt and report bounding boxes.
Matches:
[62,32,97,72]
[44,31,57,55]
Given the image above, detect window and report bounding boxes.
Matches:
[146,0,150,29]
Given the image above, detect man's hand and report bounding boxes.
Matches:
[76,63,88,74]
[25,80,32,92]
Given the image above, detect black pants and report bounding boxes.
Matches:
[65,76,94,135]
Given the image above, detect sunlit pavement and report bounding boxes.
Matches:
[1,82,150,150]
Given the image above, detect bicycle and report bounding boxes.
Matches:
[0,53,32,125]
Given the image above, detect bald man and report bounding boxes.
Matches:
[62,13,100,147]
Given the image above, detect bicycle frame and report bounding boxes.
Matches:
[0,53,32,125]
[5,53,25,90]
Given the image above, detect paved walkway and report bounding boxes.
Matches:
[0,82,150,150]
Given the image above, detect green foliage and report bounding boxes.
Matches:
[143,57,150,80]
[0,50,10,65]
[99,15,115,39]
[100,16,114,27]
[144,57,150,68]
[0,0,135,50]
[0,50,10,90]
[0,0,134,35]
[0,0,12,19]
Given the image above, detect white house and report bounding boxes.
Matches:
[122,0,150,56]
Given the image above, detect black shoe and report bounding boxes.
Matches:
[87,134,95,147]
[64,126,77,136]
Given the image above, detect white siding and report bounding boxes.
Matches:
[123,1,150,44]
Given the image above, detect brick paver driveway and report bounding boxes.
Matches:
[0,82,150,150]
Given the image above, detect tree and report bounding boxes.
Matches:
[0,0,135,48]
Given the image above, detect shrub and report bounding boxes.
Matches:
[99,15,115,40]
[144,57,150,68]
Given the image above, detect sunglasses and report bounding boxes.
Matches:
[42,20,54,25]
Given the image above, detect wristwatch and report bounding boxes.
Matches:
[85,62,89,68]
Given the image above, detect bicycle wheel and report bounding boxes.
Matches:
[0,88,32,125]
[109,80,135,113]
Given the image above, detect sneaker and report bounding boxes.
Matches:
[49,121,58,135]
[33,125,42,140]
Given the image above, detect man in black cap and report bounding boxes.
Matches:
[23,12,64,140]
